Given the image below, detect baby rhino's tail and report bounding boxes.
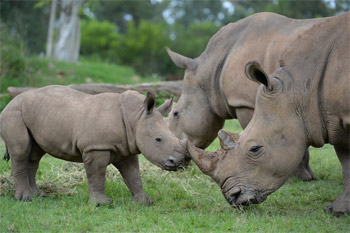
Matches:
[4,146,10,162]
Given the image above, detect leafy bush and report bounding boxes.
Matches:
[80,19,121,62]
[80,19,220,79]
[118,20,171,76]
[171,21,221,59]
[0,21,26,79]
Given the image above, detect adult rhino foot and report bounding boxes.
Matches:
[89,194,111,206]
[324,199,350,217]
[132,193,153,206]
[293,163,316,181]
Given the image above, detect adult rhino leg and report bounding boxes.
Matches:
[27,142,45,197]
[113,155,153,205]
[324,146,350,216]
[293,149,317,181]
[82,150,111,205]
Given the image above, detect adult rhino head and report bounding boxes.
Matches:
[130,92,188,171]
[166,47,225,149]
[187,128,286,205]
[188,61,318,205]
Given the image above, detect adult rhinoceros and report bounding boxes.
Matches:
[166,12,328,181]
[187,12,349,216]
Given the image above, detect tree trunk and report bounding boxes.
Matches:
[53,0,83,62]
[46,0,57,58]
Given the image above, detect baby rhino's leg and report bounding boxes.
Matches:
[113,155,153,205]
[27,141,45,196]
[83,150,111,205]
[2,113,33,201]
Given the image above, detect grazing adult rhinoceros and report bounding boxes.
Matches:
[0,86,187,205]
[166,12,331,181]
[187,12,349,216]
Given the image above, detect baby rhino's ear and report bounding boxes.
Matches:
[157,96,173,116]
[144,92,156,114]
[218,130,239,150]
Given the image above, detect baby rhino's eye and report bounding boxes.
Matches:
[155,137,162,142]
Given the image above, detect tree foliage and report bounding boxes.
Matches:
[0,0,49,54]
[1,0,347,78]
[0,21,26,79]
[80,19,120,62]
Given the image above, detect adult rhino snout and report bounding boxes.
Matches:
[224,187,267,206]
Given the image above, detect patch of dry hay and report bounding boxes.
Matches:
[0,173,14,195]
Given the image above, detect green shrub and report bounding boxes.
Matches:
[0,21,26,79]
[80,19,121,62]
[162,21,221,80]
[171,21,221,60]
[118,20,171,76]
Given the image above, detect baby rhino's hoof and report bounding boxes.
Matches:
[89,195,111,206]
[132,193,153,206]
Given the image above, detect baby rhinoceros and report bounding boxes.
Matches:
[0,85,187,205]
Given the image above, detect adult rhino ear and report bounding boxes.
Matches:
[157,96,173,116]
[218,129,239,150]
[165,47,197,71]
[245,61,275,91]
[144,92,156,114]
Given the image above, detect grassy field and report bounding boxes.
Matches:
[0,120,349,232]
[0,57,157,110]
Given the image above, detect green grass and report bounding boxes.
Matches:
[0,120,349,232]
[0,57,161,111]
[1,57,155,92]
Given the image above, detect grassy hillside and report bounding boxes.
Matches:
[1,57,155,91]
[0,57,157,110]
[0,120,349,232]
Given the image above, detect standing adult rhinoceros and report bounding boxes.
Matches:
[166,12,328,181]
[187,12,349,216]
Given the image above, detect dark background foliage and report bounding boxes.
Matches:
[1,0,348,80]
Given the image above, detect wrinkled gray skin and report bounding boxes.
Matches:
[0,86,187,205]
[166,12,330,181]
[188,12,349,216]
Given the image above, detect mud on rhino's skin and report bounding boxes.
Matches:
[165,12,332,181]
[0,85,187,205]
[188,12,350,216]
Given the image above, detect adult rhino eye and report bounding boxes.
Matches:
[155,137,162,142]
[173,111,178,117]
[250,146,262,153]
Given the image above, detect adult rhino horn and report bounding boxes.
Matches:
[165,47,197,71]
[218,129,239,150]
[187,140,219,176]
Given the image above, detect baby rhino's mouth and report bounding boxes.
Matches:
[163,156,184,171]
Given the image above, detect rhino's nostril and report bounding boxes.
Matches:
[165,156,176,168]
[226,187,241,205]
[166,157,176,167]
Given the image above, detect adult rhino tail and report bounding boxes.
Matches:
[3,146,10,162]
